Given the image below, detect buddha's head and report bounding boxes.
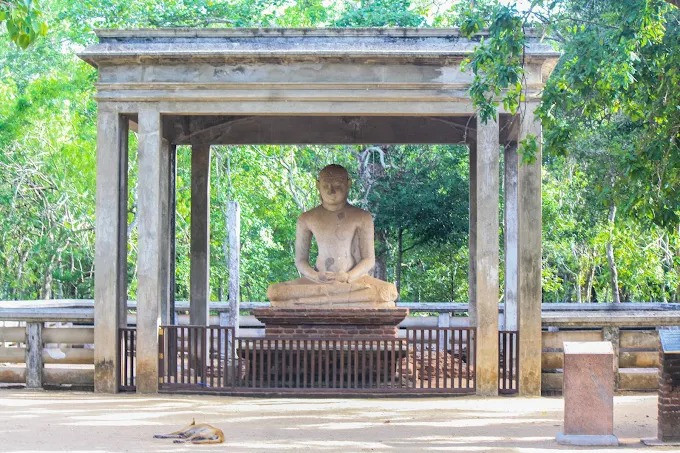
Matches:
[317,164,350,208]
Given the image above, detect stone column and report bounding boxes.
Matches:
[518,103,542,396]
[226,201,240,336]
[190,144,211,326]
[468,139,477,324]
[475,115,500,396]
[168,144,177,325]
[504,142,519,331]
[94,109,128,393]
[136,108,169,393]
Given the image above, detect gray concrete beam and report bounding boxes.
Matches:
[163,115,473,145]
[518,103,542,396]
[474,115,500,396]
[190,144,211,326]
[94,110,128,393]
[136,108,169,393]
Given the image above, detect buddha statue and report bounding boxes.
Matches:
[267,164,398,308]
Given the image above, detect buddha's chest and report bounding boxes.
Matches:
[310,212,359,243]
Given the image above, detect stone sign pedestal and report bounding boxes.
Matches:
[556,341,618,446]
[252,308,409,339]
[643,329,680,446]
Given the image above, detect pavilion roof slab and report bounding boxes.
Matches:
[78,27,560,67]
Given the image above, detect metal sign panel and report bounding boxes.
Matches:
[659,329,680,354]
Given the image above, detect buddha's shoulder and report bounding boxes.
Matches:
[298,206,324,223]
[345,205,373,222]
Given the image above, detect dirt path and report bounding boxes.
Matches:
[0,390,671,452]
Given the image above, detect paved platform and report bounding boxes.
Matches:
[0,390,673,451]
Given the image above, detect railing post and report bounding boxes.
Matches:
[438,312,450,350]
[602,326,620,390]
[25,322,43,388]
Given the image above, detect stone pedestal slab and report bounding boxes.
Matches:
[557,341,618,446]
[252,308,409,339]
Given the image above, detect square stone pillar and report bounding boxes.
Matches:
[557,341,618,446]
[474,115,500,396]
[190,144,211,326]
[136,108,170,393]
[468,141,477,325]
[518,103,542,396]
[503,142,519,332]
[94,108,128,393]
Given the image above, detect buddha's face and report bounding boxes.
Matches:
[317,174,350,206]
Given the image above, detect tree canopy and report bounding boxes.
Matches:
[0,0,678,303]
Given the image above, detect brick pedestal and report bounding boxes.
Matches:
[252,308,409,339]
[658,352,680,443]
[556,341,618,446]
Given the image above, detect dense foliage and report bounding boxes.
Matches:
[0,0,678,303]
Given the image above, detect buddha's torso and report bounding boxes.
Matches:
[300,204,366,273]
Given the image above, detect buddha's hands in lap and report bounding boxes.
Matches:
[316,271,350,283]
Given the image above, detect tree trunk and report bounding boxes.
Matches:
[373,229,388,281]
[585,265,595,302]
[605,204,621,303]
[395,228,403,299]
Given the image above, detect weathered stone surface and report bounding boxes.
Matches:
[267,165,397,308]
[252,308,408,339]
[190,144,210,326]
[518,103,542,396]
[559,341,617,445]
[474,116,499,396]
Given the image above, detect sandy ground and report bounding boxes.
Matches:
[0,390,674,452]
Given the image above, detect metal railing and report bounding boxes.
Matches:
[498,330,518,394]
[155,326,475,395]
[119,327,136,391]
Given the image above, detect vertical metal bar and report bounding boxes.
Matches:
[458,329,463,389]
[130,329,134,387]
[266,339,272,388]
[375,339,380,389]
[361,340,366,389]
[419,328,424,389]
[338,340,343,389]
[235,337,241,388]
[209,328,214,387]
[302,339,308,388]
[327,340,332,388]
[498,332,504,390]
[428,330,434,389]
[470,329,476,390]
[309,339,315,388]
[353,340,358,389]
[383,339,388,389]
[243,338,253,387]
[257,338,263,388]
[435,329,441,389]
[510,331,516,392]
[295,339,301,388]
[216,328,221,387]
[121,330,127,388]
[158,328,164,387]
[390,340,396,388]
[201,328,207,386]
[443,329,449,389]
[179,327,185,384]
[288,340,294,388]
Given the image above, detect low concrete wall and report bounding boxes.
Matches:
[1,301,679,391]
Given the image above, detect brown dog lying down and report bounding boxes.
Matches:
[154,419,224,444]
